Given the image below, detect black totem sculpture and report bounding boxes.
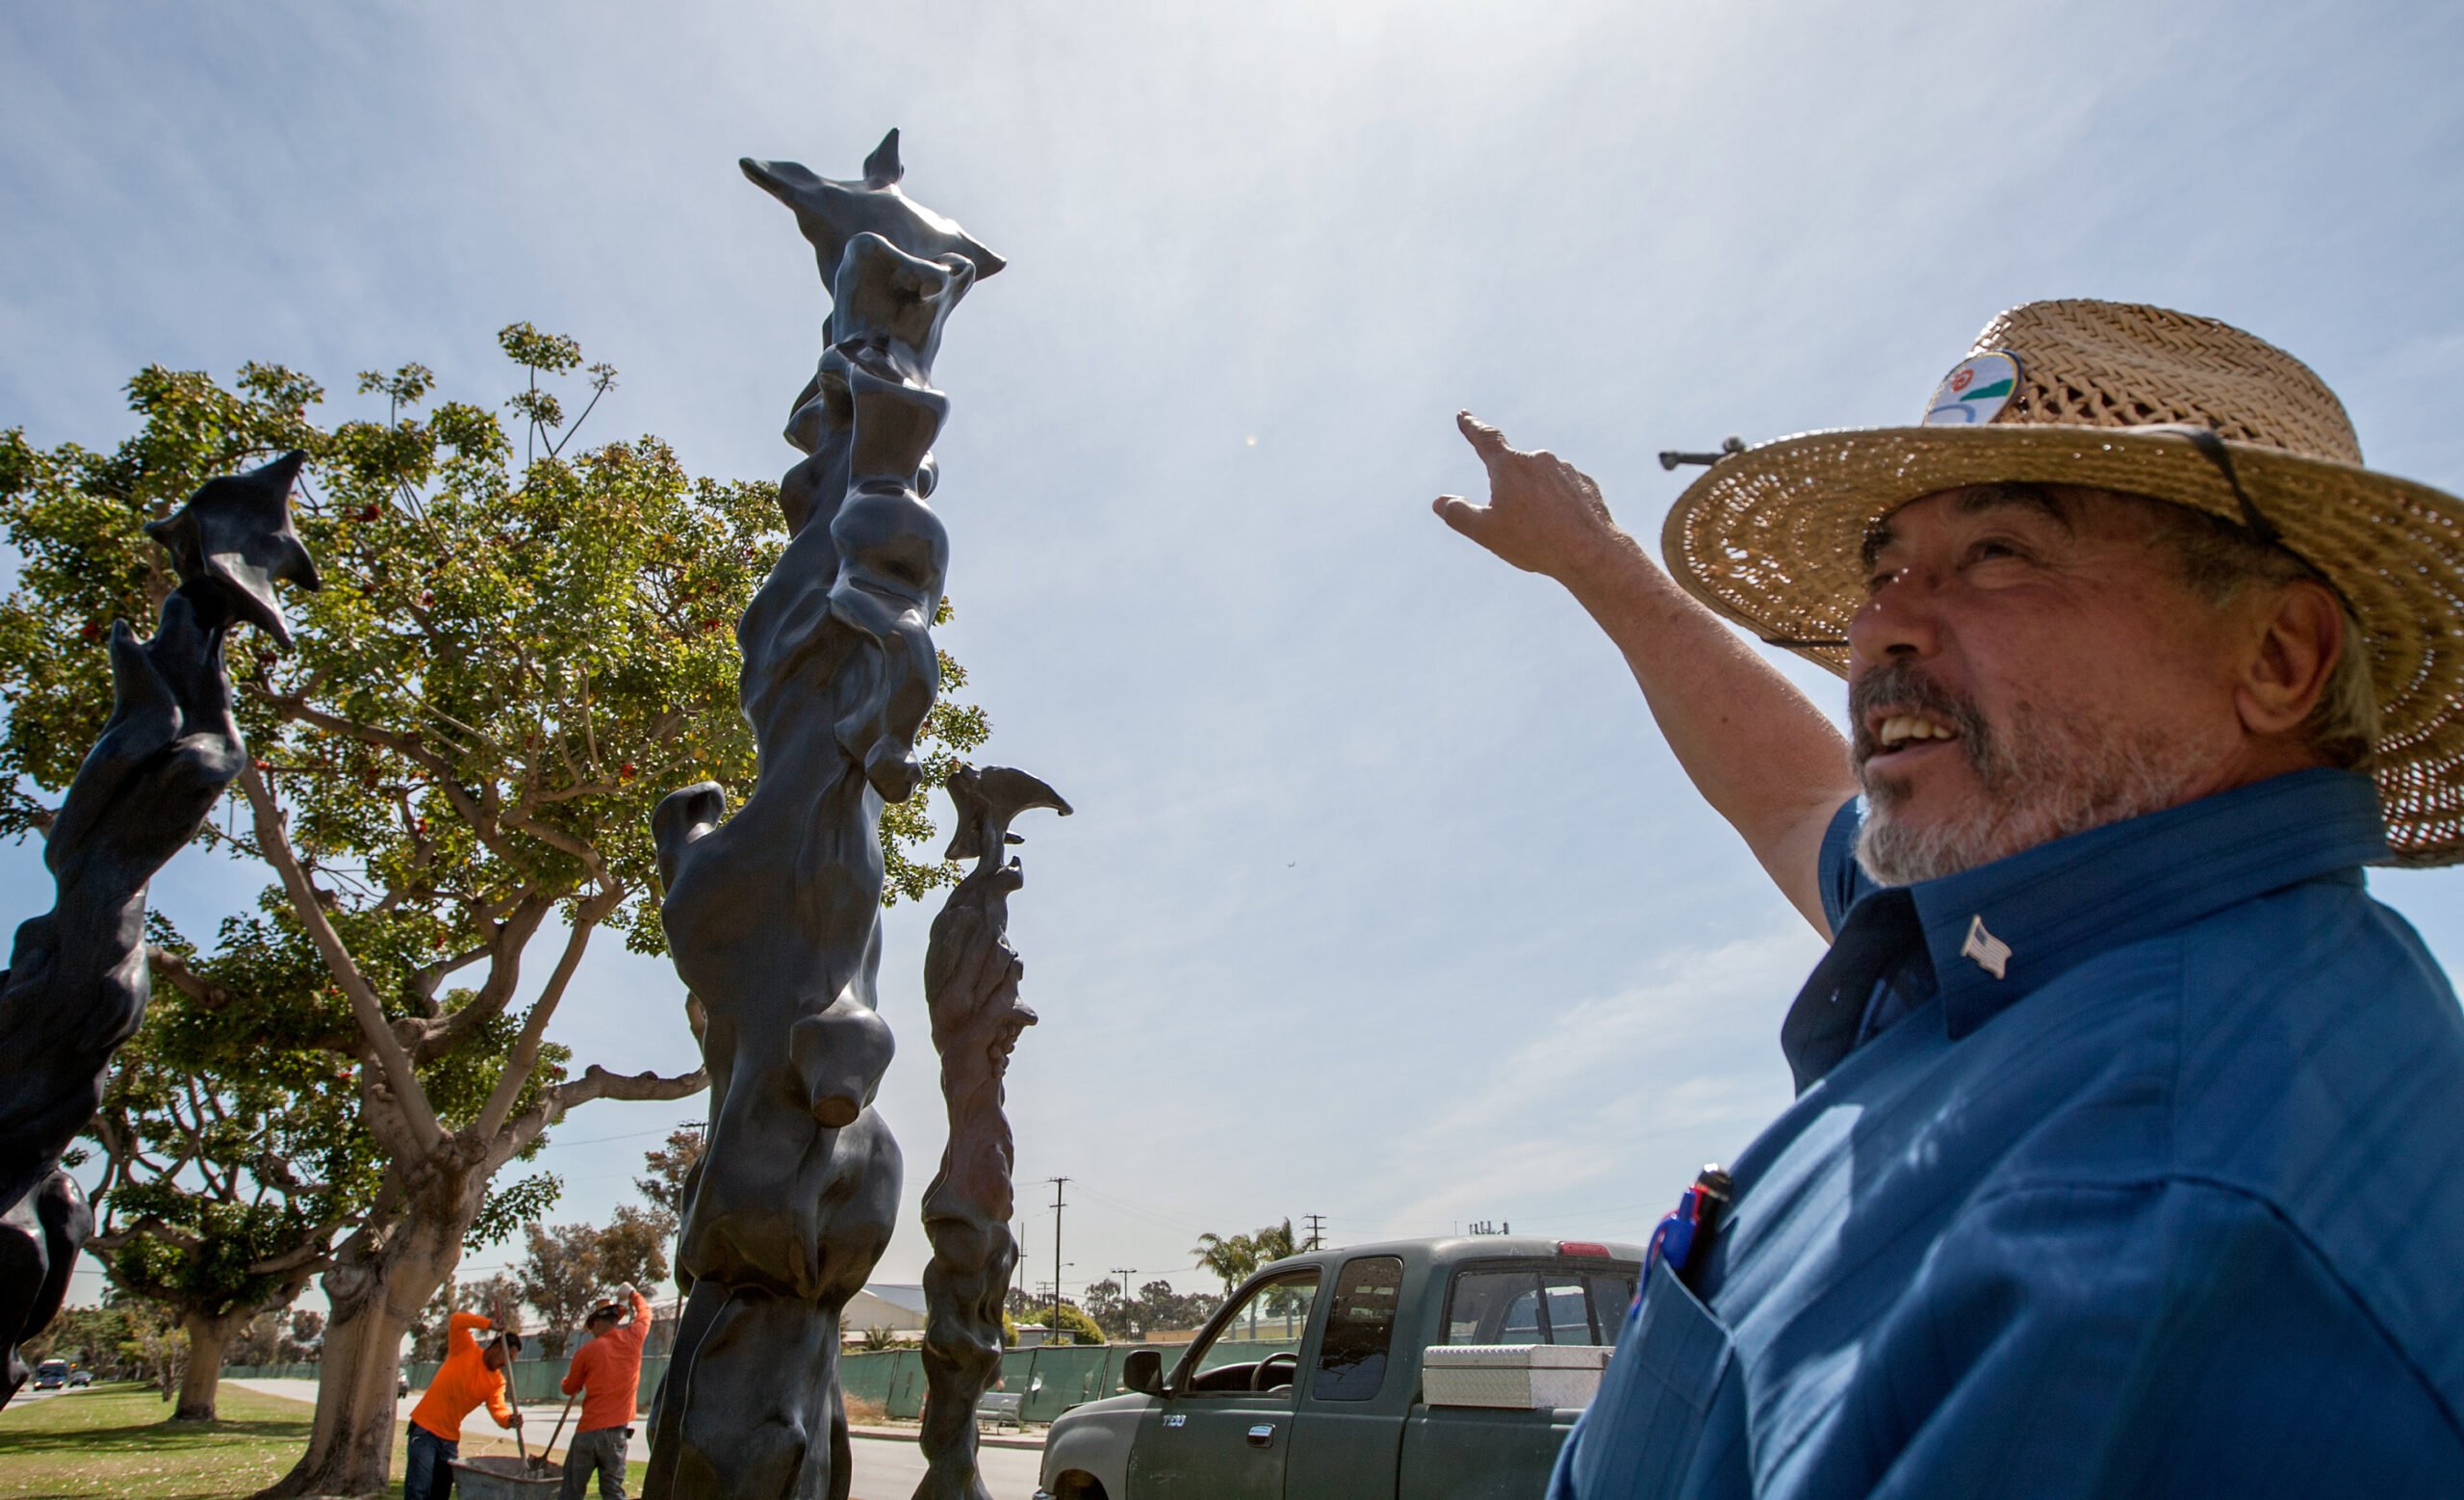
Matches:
[645,132,1000,1499]
[916,766,1069,1500]
[0,453,318,1405]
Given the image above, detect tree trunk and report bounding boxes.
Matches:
[172,1309,244,1421]
[255,1214,462,1500]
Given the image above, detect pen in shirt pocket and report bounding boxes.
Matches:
[1643,1165,1733,1298]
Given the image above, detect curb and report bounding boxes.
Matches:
[849,1422,1045,1451]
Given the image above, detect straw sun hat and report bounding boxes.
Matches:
[1660,298,2464,866]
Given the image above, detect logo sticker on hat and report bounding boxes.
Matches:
[1923,351,2020,426]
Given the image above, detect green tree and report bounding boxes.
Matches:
[18,1304,141,1377]
[1084,1277,1132,1338]
[82,970,382,1420]
[1050,1301,1106,1346]
[0,330,988,1495]
[1133,1279,1217,1334]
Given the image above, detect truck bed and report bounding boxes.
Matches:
[1395,1402,1577,1499]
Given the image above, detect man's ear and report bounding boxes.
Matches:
[2236,580,2344,737]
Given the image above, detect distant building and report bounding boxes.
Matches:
[845,1282,929,1339]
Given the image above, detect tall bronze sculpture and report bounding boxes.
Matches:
[916,766,1068,1500]
[645,131,1001,1499]
[0,453,318,1404]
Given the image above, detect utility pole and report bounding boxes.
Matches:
[1048,1177,1069,1342]
[1302,1213,1325,1251]
[1110,1266,1139,1336]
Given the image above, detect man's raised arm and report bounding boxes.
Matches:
[1434,412,1854,935]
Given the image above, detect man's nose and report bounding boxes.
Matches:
[1848,568,1942,664]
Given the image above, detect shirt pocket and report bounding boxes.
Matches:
[1569,1268,1736,1497]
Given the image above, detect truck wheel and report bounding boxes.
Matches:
[1051,1472,1108,1500]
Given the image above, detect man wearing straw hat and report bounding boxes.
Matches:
[1437,299,2464,1497]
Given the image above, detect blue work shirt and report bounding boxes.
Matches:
[1552,768,2464,1498]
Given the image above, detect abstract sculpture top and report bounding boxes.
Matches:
[141,457,321,646]
[741,128,1005,317]
[744,131,1005,539]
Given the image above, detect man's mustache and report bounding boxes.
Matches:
[1848,660,1991,769]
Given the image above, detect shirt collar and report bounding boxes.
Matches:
[1893,767,2388,1040]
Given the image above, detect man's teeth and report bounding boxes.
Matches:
[1877,714,1956,748]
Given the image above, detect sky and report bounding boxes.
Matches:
[7,1,2464,1318]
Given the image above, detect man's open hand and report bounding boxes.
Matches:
[1432,412,1624,586]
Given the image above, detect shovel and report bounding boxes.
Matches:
[532,1388,580,1475]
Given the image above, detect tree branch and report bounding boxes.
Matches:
[417,896,554,1059]
[146,945,230,1007]
[237,759,445,1153]
[502,1062,710,1161]
[248,1228,346,1278]
[407,941,493,1011]
[470,887,622,1141]
[88,1214,203,1254]
[550,1063,710,1114]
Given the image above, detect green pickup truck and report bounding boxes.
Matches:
[1037,1235,1643,1500]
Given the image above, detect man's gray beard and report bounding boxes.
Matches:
[1854,700,2221,886]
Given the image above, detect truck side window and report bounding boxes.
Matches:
[1186,1269,1322,1395]
[1446,1269,1541,1344]
[1444,1262,1641,1346]
[1312,1255,1404,1402]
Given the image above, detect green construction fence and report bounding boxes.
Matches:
[384,1338,1292,1424]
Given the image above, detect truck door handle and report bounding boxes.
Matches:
[1246,1423,1276,1449]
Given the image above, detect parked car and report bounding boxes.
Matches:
[30,1359,68,1391]
[66,1368,91,1387]
[1039,1234,1643,1500]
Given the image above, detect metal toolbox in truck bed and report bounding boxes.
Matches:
[1421,1342,1612,1409]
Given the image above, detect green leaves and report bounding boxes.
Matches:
[472,1174,564,1254]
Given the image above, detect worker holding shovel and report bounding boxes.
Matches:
[555,1284,651,1499]
[404,1305,524,1500]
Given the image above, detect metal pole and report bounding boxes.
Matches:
[1048,1177,1068,1341]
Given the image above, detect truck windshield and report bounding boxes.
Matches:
[1442,1262,1636,1346]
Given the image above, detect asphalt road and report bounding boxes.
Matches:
[220,1378,1045,1499]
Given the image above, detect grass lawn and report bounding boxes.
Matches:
[0,1383,646,1499]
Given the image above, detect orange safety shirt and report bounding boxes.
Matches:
[409,1311,517,1439]
[559,1289,652,1434]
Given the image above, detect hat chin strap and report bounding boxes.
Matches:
[2149,425,2284,547]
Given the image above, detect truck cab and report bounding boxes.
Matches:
[1040,1235,1641,1500]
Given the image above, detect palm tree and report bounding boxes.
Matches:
[1191,1232,1256,1301]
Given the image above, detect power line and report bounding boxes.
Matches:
[1302,1213,1325,1250]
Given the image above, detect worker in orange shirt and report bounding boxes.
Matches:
[405,1306,524,1500]
[558,1283,651,1499]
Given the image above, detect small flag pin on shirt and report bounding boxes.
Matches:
[1962,916,2012,979]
